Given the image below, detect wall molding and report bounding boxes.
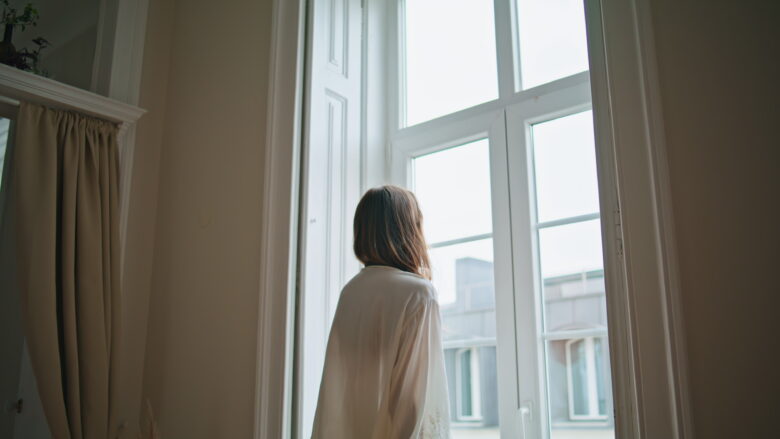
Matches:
[254,0,306,438]
[588,0,693,437]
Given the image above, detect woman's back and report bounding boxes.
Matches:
[311,265,450,439]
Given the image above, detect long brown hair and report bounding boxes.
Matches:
[353,185,432,279]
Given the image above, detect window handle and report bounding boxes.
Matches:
[6,398,22,414]
[519,401,532,438]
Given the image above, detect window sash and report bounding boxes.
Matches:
[390,2,609,438]
[391,76,600,438]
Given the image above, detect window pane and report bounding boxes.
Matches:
[404,0,499,126]
[517,0,589,89]
[0,118,10,189]
[538,219,603,281]
[414,139,493,244]
[531,111,600,223]
[547,338,615,438]
[544,271,608,332]
[413,136,497,436]
[431,239,494,308]
[432,240,499,437]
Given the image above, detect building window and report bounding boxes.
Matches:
[455,348,483,421]
[0,118,11,189]
[565,337,609,421]
[299,0,616,437]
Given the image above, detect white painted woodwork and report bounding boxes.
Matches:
[257,0,693,438]
[297,0,363,436]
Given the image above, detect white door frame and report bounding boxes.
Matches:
[255,0,693,438]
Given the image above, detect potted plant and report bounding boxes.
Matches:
[0,0,48,75]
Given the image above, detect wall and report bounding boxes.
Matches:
[13,0,100,90]
[131,0,273,437]
[116,0,173,436]
[648,1,779,437]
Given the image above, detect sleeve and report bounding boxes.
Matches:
[373,293,451,439]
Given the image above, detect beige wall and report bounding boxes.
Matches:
[123,0,273,437]
[649,1,779,437]
[116,0,174,436]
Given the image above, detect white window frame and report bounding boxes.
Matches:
[390,1,608,437]
[455,347,484,422]
[257,0,695,438]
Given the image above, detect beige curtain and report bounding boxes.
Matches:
[10,102,122,439]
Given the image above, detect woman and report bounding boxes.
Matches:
[312,185,451,438]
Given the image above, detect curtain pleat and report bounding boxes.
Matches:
[10,102,122,439]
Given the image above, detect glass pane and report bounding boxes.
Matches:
[517,0,590,89]
[543,270,608,332]
[547,338,614,439]
[531,111,600,223]
[539,219,606,336]
[431,239,494,309]
[432,240,500,437]
[404,0,499,126]
[0,118,10,189]
[538,219,603,281]
[414,139,493,244]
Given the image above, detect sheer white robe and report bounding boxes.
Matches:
[312,265,451,439]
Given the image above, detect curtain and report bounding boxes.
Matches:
[10,102,122,439]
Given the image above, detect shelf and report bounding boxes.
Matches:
[0,63,145,124]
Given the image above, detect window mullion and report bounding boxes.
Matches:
[493,0,517,99]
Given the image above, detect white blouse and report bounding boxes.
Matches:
[311,265,451,439]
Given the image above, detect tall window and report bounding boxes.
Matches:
[298,0,617,438]
[455,348,483,421]
[0,118,11,189]
[565,337,609,421]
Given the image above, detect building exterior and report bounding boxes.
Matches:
[441,257,613,436]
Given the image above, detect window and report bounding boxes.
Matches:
[393,1,614,438]
[565,337,608,421]
[299,0,618,438]
[0,117,11,188]
[516,0,590,89]
[455,348,483,421]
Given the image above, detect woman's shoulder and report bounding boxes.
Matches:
[350,265,437,301]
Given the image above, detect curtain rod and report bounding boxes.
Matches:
[0,95,20,107]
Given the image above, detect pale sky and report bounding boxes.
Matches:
[405,0,589,127]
